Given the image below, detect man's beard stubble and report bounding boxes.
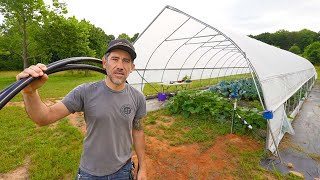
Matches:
[106,69,126,86]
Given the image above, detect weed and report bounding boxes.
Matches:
[211,154,217,160]
[145,115,157,125]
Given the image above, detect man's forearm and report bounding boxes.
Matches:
[133,130,147,170]
[22,90,50,126]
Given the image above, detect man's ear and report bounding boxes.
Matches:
[130,64,135,73]
[102,56,107,68]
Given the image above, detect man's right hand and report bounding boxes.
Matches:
[16,63,48,94]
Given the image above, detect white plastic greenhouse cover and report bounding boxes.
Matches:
[127,6,317,153]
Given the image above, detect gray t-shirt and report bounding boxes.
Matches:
[62,80,146,176]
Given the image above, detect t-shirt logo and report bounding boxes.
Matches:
[120,104,134,117]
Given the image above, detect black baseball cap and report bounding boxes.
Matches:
[105,39,137,60]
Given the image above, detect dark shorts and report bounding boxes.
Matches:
[76,161,134,180]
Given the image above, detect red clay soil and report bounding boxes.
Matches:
[67,112,87,134]
[131,134,262,180]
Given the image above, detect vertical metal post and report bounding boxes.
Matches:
[230,82,238,134]
[267,120,283,163]
[288,98,291,113]
[231,98,237,134]
[299,87,302,101]
[264,111,282,163]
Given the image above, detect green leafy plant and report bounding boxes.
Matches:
[166,90,267,134]
[209,78,262,101]
[238,107,267,129]
[182,75,191,81]
[166,90,233,122]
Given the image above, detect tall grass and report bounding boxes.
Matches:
[315,65,320,79]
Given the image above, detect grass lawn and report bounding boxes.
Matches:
[0,106,83,179]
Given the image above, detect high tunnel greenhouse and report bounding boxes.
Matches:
[127,6,317,154]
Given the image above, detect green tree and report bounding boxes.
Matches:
[117,33,139,43]
[303,41,320,64]
[106,34,115,47]
[251,29,318,53]
[131,33,139,43]
[0,18,50,69]
[117,33,131,42]
[295,29,318,51]
[51,0,68,15]
[289,45,301,55]
[88,24,108,57]
[0,32,23,70]
[0,21,23,56]
[253,32,274,45]
[36,15,95,61]
[271,29,294,50]
[0,0,47,69]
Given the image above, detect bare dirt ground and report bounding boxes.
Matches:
[0,158,30,180]
[138,135,262,180]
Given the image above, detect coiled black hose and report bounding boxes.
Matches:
[0,57,107,110]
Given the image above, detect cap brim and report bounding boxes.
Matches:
[107,45,136,60]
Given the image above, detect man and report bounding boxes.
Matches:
[16,39,147,180]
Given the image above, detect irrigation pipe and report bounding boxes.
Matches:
[0,57,106,110]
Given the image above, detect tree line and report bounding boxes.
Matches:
[249,29,320,64]
[0,0,138,71]
[0,0,319,71]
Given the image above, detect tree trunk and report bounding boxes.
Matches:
[22,19,28,69]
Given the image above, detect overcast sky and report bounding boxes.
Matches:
[53,0,319,37]
[7,0,319,38]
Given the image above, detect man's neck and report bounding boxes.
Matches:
[105,78,125,91]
